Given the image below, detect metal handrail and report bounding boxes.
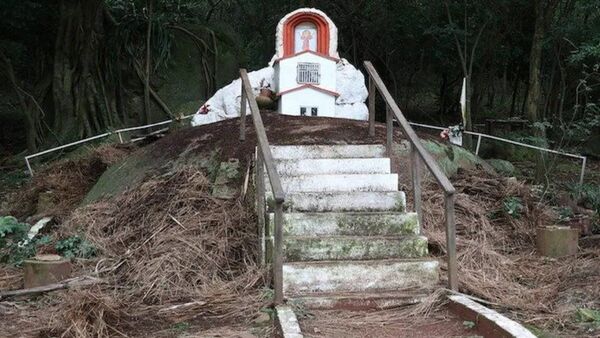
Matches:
[364,61,458,290]
[238,69,286,304]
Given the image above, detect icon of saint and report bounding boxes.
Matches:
[301,29,313,51]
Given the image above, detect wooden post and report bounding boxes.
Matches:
[445,193,458,291]
[411,143,423,232]
[273,201,284,305]
[368,76,375,137]
[256,150,266,266]
[386,104,393,157]
[240,82,247,141]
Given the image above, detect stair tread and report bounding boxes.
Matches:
[290,289,432,299]
[271,211,416,216]
[273,191,407,212]
[285,235,426,240]
[283,257,438,266]
[271,158,391,176]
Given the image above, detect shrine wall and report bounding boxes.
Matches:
[274,53,337,93]
[279,88,336,117]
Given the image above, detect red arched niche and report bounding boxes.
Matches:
[283,12,330,57]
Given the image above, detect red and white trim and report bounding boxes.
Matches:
[273,50,340,64]
[277,84,340,97]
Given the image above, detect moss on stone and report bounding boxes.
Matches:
[283,236,428,261]
[487,158,517,176]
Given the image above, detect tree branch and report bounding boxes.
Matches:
[468,17,491,75]
[444,1,468,76]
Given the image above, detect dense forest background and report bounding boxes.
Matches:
[0,0,599,160]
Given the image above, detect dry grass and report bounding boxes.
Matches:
[39,166,267,337]
[1,144,131,222]
[422,169,600,334]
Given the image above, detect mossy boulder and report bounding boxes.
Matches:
[487,159,517,176]
[421,140,486,177]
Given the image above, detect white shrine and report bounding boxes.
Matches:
[273,10,340,117]
[191,8,368,126]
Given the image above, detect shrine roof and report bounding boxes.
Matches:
[277,84,340,97]
[273,50,340,64]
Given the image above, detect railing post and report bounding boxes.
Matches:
[117,132,124,144]
[256,150,266,266]
[240,82,247,141]
[273,200,284,305]
[386,104,393,157]
[25,157,34,177]
[475,134,482,155]
[410,143,423,233]
[368,75,375,137]
[445,192,458,291]
[579,157,587,186]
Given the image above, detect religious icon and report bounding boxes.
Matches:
[301,29,313,51]
[294,23,317,53]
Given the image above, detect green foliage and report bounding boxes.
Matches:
[557,206,574,223]
[503,196,524,219]
[572,184,600,213]
[55,236,96,259]
[576,308,600,331]
[169,321,191,333]
[572,184,600,233]
[0,216,51,265]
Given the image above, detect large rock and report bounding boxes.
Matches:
[487,159,517,176]
[191,58,368,126]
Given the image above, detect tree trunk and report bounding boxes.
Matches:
[525,0,557,183]
[52,0,113,140]
[144,0,153,125]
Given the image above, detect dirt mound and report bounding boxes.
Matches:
[151,111,394,162]
[38,166,266,337]
[1,145,131,222]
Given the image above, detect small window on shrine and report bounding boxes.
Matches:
[297,62,320,85]
[311,107,318,116]
[300,107,307,116]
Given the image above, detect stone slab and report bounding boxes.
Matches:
[275,305,303,338]
[291,290,428,310]
[269,191,406,212]
[270,145,386,159]
[283,235,429,261]
[268,212,419,236]
[448,295,536,338]
[283,258,439,295]
[272,158,390,176]
[266,173,398,193]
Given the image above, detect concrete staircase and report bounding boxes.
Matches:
[263,144,439,310]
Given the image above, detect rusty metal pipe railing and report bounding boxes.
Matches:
[364,61,458,291]
[239,69,286,304]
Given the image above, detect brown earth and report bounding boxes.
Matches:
[299,307,483,338]
[0,113,598,337]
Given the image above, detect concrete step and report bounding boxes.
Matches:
[268,212,419,236]
[265,173,398,194]
[283,235,429,261]
[270,144,386,159]
[290,289,430,310]
[268,191,406,212]
[272,158,391,176]
[283,258,439,295]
